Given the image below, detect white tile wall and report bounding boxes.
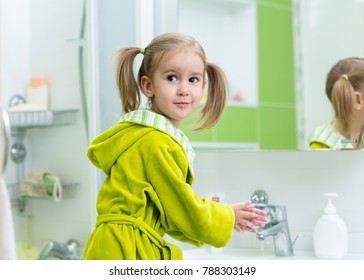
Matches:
[190,150,364,253]
[12,147,364,256]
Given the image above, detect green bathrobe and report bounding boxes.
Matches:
[83,109,234,260]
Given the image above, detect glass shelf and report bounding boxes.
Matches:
[6,108,79,211]
[7,109,78,129]
[8,182,79,210]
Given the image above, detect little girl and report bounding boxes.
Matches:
[83,32,267,260]
[308,57,364,149]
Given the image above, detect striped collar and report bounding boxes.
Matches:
[308,123,364,150]
[120,109,195,169]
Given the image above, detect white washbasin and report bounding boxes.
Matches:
[182,247,364,260]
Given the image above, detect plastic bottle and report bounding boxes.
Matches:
[27,77,49,110]
[313,193,348,259]
[206,192,225,254]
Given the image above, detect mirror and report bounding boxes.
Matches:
[3,0,363,151]
[96,0,364,151]
[152,0,364,151]
[296,0,364,151]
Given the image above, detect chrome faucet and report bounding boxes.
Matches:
[256,204,293,256]
[251,190,294,256]
[38,239,83,260]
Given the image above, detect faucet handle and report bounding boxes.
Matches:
[273,205,287,221]
[256,204,287,222]
[251,189,269,204]
[251,191,288,222]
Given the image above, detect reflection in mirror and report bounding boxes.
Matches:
[307,58,364,151]
[295,0,363,151]
[154,0,364,151]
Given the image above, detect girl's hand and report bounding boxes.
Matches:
[230,200,268,233]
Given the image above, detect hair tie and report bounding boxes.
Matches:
[140,48,145,55]
[341,74,348,80]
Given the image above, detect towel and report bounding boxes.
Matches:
[0,179,17,259]
[0,111,16,259]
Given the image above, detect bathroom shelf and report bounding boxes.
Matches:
[8,182,79,210]
[8,182,78,199]
[7,109,78,128]
[6,107,79,211]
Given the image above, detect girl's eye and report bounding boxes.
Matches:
[189,77,199,83]
[167,75,177,82]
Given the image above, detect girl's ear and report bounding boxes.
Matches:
[353,91,364,110]
[140,76,153,98]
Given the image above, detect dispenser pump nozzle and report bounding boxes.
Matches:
[323,193,338,214]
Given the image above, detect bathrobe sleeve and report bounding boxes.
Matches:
[146,138,235,248]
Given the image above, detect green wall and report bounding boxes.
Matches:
[181,0,297,150]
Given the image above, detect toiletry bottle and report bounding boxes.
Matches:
[27,77,49,110]
[313,193,348,259]
[207,192,225,254]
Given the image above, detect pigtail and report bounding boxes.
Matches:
[331,76,353,134]
[115,46,142,113]
[194,62,228,131]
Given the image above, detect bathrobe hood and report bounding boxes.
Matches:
[87,122,154,175]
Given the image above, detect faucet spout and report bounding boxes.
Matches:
[257,221,284,240]
[38,239,83,260]
[255,204,294,256]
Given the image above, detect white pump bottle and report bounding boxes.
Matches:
[313,193,348,259]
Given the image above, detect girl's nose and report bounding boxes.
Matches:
[177,83,189,96]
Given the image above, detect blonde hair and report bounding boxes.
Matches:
[325,57,364,134]
[115,32,228,131]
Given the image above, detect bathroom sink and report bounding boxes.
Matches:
[182,247,364,260]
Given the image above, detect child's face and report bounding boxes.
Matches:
[141,49,206,127]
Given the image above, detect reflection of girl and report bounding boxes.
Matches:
[308,57,364,149]
[83,33,267,260]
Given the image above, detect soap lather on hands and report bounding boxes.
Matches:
[231,200,268,233]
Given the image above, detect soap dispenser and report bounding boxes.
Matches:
[313,193,348,259]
